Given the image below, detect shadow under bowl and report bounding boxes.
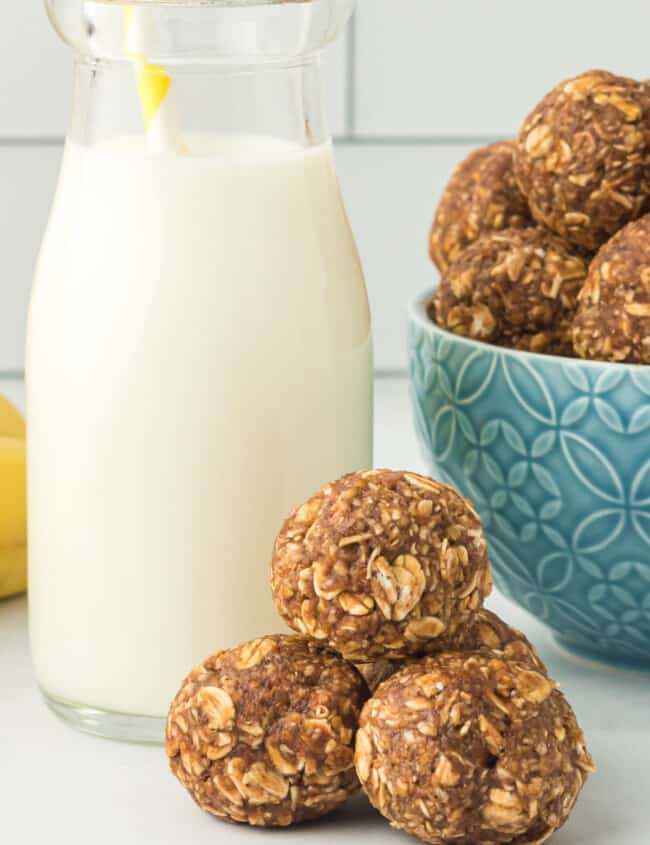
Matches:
[408,289,650,670]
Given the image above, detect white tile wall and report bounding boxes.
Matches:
[337,142,473,370]
[0,146,62,371]
[3,1,650,373]
[322,34,349,137]
[0,5,71,138]
[354,0,650,138]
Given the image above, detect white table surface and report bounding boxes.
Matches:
[2,376,649,845]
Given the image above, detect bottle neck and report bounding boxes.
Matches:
[68,55,329,150]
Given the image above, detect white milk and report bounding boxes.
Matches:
[27,135,372,717]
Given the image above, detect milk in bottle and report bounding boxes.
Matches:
[28,0,371,742]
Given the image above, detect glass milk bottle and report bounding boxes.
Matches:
[28,0,372,743]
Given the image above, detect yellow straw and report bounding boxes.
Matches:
[124,5,186,153]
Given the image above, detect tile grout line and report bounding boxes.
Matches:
[0,135,499,148]
[375,369,408,380]
[334,134,501,146]
[0,137,64,147]
[0,370,409,382]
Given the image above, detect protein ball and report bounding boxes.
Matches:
[515,69,650,251]
[355,608,547,693]
[429,141,533,273]
[166,635,368,827]
[271,470,492,663]
[573,214,650,362]
[430,227,588,355]
[355,653,595,845]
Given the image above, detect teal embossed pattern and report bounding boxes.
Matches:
[408,292,650,669]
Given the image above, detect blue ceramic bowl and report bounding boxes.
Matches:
[408,289,650,669]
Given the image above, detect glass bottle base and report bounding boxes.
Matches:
[42,689,166,745]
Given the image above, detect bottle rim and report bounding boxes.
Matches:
[46,0,355,62]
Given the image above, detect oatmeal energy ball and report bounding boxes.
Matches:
[271,470,492,663]
[430,141,533,273]
[574,213,650,362]
[516,70,650,251]
[166,635,367,827]
[355,607,546,693]
[431,227,588,355]
[356,653,595,845]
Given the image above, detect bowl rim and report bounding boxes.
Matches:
[408,286,650,372]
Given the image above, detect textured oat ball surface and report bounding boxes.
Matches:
[430,141,533,273]
[356,652,595,845]
[271,470,492,662]
[431,227,588,356]
[166,635,367,827]
[458,609,547,673]
[355,608,547,692]
[573,214,650,362]
[516,70,650,251]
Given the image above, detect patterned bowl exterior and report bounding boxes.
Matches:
[408,291,650,669]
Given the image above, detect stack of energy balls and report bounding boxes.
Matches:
[166,470,595,845]
[429,69,650,362]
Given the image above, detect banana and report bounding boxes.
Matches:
[0,393,25,438]
[0,395,27,600]
[0,543,27,600]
